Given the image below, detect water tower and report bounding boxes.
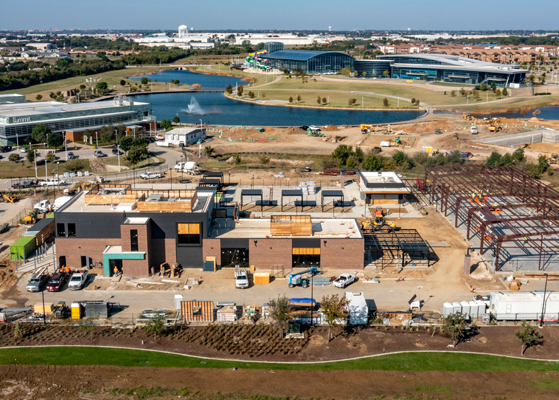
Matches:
[178,25,188,38]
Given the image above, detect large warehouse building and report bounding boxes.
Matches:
[260,50,355,74]
[0,96,155,146]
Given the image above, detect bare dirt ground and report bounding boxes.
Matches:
[1,365,559,400]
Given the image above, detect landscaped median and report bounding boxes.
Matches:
[1,346,559,372]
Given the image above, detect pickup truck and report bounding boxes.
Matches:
[47,272,68,292]
[26,273,50,292]
[235,268,249,289]
[39,178,67,187]
[68,271,89,290]
[140,172,162,180]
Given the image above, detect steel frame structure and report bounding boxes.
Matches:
[425,165,559,271]
[364,229,432,269]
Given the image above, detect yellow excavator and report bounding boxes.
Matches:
[24,210,37,224]
[361,207,396,232]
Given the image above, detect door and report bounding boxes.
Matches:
[109,259,123,275]
[58,256,66,268]
[80,256,89,268]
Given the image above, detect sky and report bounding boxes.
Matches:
[1,0,557,31]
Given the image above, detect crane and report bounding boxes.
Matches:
[287,266,322,288]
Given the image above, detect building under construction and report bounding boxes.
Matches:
[425,165,559,272]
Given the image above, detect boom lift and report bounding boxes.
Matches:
[287,266,322,288]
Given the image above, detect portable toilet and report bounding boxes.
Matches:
[443,302,454,317]
[469,301,479,318]
[460,301,470,318]
[71,303,82,319]
[476,300,486,316]
[174,294,184,310]
[452,302,461,314]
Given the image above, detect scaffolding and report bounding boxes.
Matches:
[426,165,559,271]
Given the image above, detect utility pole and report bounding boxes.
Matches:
[34,150,37,178]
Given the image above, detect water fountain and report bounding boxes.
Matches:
[185,97,205,114]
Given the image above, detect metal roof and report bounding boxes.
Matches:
[261,50,349,61]
[282,189,303,197]
[203,172,223,178]
[241,189,262,196]
[321,190,344,197]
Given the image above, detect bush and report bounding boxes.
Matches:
[383,98,389,107]
[65,159,87,172]
[9,153,19,162]
[362,154,383,171]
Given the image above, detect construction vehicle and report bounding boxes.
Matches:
[419,207,428,215]
[360,124,374,133]
[470,126,479,134]
[0,193,16,203]
[434,129,442,135]
[462,113,476,121]
[361,207,397,232]
[174,161,201,175]
[287,266,322,288]
[52,301,69,319]
[24,210,37,224]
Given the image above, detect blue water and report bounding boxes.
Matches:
[434,105,559,120]
[133,92,425,126]
[129,70,248,88]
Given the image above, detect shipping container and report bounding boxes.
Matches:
[10,236,36,260]
[489,291,559,321]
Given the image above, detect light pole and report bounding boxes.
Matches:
[34,150,37,178]
[540,273,549,328]
[95,132,99,148]
[16,133,19,149]
[116,131,121,173]
[417,285,423,311]
[64,132,68,161]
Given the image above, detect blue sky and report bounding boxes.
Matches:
[1,0,556,31]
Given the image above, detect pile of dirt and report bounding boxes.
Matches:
[323,124,339,131]
[88,158,106,173]
[280,127,306,135]
[0,262,16,290]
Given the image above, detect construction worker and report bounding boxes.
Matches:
[65,266,71,274]
[113,266,119,277]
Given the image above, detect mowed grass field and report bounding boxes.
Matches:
[2,347,559,372]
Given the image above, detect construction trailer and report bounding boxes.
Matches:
[489,291,559,322]
[345,292,369,325]
[425,165,559,272]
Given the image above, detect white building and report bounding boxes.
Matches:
[235,34,314,46]
[164,127,206,146]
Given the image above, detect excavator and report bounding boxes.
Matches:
[487,118,502,133]
[24,210,37,224]
[361,207,396,232]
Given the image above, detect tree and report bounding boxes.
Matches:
[235,154,241,165]
[127,145,147,166]
[490,82,497,91]
[317,96,321,105]
[296,95,302,103]
[204,146,215,156]
[321,294,349,342]
[322,97,327,104]
[538,155,549,174]
[8,153,18,162]
[480,83,488,91]
[261,93,265,99]
[515,321,542,355]
[47,132,64,148]
[383,70,389,78]
[451,90,456,97]
[495,89,502,97]
[486,151,502,166]
[160,119,173,131]
[120,79,126,86]
[96,81,108,92]
[346,157,357,168]
[13,320,24,340]
[362,71,367,78]
[372,70,378,78]
[267,295,292,339]
[46,152,56,163]
[31,124,51,143]
[119,136,134,152]
[145,313,167,341]
[444,312,467,347]
[512,149,524,162]
[354,147,364,162]
[362,154,383,171]
[225,84,233,95]
[289,96,293,103]
[79,84,86,91]
[26,148,35,163]
[249,91,255,99]
[502,87,508,96]
[173,116,180,124]
[393,151,411,166]
[459,87,466,97]
[36,94,42,101]
[100,129,114,144]
[383,98,389,107]
[332,145,353,166]
[140,77,148,85]
[411,97,416,104]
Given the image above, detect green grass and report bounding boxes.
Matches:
[2,347,559,372]
[0,159,91,179]
[103,155,165,169]
[529,373,559,391]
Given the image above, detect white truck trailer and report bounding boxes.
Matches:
[489,291,559,322]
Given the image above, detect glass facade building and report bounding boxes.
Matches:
[0,98,154,145]
[263,42,284,54]
[261,50,354,74]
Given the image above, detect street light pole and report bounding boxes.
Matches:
[95,132,99,148]
[540,273,549,327]
[64,132,68,161]
[34,150,37,178]
[417,285,423,311]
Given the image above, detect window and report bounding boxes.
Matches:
[177,223,201,245]
[221,248,249,268]
[292,248,320,268]
[56,223,65,237]
[130,229,138,252]
[67,223,76,237]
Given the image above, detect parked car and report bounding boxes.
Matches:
[146,136,156,143]
[301,166,311,173]
[140,172,162,180]
[68,271,90,290]
[112,148,121,155]
[332,273,357,289]
[12,180,35,189]
[94,150,105,158]
[0,146,12,153]
[67,152,77,159]
[20,147,28,153]
[26,274,50,292]
[47,272,68,292]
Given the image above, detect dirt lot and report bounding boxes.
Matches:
[2,365,558,400]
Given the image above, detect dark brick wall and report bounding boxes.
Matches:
[203,239,221,268]
[320,238,364,270]
[249,238,292,271]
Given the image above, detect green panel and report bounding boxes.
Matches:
[46,213,55,219]
[10,235,36,260]
[103,252,145,277]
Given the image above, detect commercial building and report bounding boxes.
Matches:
[0,96,155,145]
[164,127,206,146]
[374,54,527,86]
[0,94,25,104]
[260,50,354,74]
[358,172,410,205]
[54,184,365,277]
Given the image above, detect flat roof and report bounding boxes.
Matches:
[261,50,351,61]
[321,190,344,197]
[211,218,363,239]
[0,99,149,119]
[359,171,409,193]
[165,127,204,135]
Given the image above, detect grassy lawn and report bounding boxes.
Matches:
[1,347,559,372]
[103,155,165,169]
[237,90,417,109]
[188,65,265,85]
[260,78,504,106]
[0,59,190,101]
[445,95,559,111]
[0,159,91,179]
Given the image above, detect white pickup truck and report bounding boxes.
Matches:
[235,268,249,289]
[39,178,67,187]
[68,271,89,290]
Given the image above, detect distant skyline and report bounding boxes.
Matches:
[1,0,558,31]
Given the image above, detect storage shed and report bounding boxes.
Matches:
[345,292,369,325]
